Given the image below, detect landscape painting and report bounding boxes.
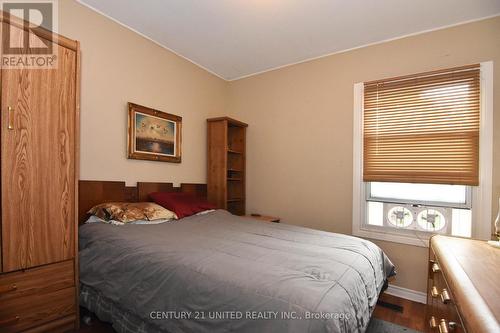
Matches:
[128,103,182,163]
[135,112,175,155]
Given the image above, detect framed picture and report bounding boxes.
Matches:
[127,102,182,163]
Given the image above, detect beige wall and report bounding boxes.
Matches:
[226,17,500,293]
[57,1,499,293]
[58,1,228,185]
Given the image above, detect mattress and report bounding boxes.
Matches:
[79,210,394,333]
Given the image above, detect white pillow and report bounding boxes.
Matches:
[194,209,216,216]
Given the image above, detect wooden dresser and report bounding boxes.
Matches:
[426,235,499,333]
[0,12,80,332]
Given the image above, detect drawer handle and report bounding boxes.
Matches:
[438,319,458,333]
[441,289,451,304]
[438,319,449,333]
[0,315,20,327]
[429,316,437,328]
[0,283,17,294]
[431,286,439,298]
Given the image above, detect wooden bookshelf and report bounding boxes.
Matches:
[207,117,248,215]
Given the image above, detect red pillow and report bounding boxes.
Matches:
[149,192,216,219]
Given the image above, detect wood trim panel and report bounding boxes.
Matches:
[0,10,78,51]
[22,314,77,333]
[125,186,138,202]
[74,40,81,329]
[0,286,75,332]
[136,182,208,202]
[78,181,126,224]
[180,183,208,197]
[0,260,74,302]
[240,126,247,215]
[207,120,228,209]
[207,116,248,127]
[137,182,175,202]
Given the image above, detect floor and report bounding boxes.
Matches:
[373,293,426,332]
[75,293,426,332]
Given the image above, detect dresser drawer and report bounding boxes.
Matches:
[0,260,74,301]
[427,255,466,332]
[0,286,76,332]
[430,287,464,333]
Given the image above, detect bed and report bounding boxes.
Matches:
[78,180,395,333]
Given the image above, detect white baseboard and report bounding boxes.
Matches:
[385,285,427,304]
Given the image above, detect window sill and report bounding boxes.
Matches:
[353,225,432,248]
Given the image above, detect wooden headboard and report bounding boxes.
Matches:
[78,180,207,224]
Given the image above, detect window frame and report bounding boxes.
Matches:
[352,62,493,247]
[365,182,472,209]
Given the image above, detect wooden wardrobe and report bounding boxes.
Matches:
[0,13,80,332]
[207,117,247,215]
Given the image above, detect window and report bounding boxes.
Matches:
[368,182,470,208]
[366,182,472,238]
[352,62,493,247]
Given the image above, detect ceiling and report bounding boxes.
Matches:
[78,0,500,81]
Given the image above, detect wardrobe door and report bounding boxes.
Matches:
[1,23,76,272]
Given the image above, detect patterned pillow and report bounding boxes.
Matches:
[133,202,178,220]
[88,202,176,223]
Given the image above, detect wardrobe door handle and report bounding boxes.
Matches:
[7,106,14,130]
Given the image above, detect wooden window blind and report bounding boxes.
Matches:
[363,64,480,185]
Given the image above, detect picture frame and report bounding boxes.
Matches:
[127,102,182,163]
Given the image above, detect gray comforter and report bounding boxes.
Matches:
[79,210,394,333]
